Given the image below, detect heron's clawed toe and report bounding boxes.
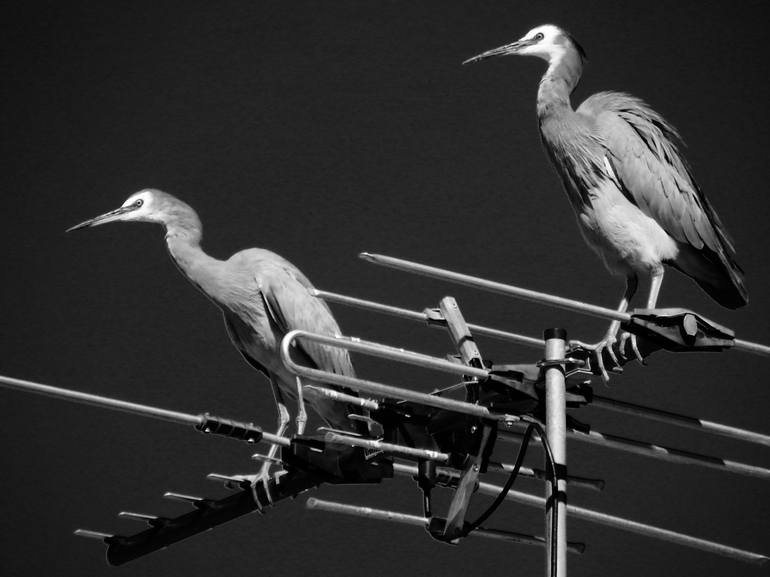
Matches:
[570,337,622,383]
[619,331,645,365]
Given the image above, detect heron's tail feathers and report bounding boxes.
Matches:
[670,245,748,309]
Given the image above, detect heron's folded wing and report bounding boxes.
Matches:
[578,91,734,257]
[260,266,355,378]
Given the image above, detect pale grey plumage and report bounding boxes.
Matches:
[466,24,747,312]
[68,188,360,432]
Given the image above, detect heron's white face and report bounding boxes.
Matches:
[513,25,568,62]
[117,189,161,222]
[67,188,165,231]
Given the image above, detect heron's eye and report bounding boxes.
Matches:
[534,32,544,41]
[134,199,144,207]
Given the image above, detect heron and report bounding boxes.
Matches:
[68,189,364,482]
[464,24,747,376]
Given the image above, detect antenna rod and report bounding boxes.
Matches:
[325,432,449,462]
[313,289,543,349]
[306,498,585,553]
[359,252,628,321]
[288,329,491,380]
[591,395,770,447]
[499,427,770,481]
[281,330,520,422]
[392,463,768,565]
[0,374,289,447]
[359,252,770,356]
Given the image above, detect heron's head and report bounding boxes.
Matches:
[463,24,586,66]
[67,189,179,231]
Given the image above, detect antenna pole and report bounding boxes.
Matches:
[543,328,568,577]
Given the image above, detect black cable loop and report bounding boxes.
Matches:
[461,419,559,577]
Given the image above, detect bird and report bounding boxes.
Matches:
[67,188,364,481]
[464,24,747,375]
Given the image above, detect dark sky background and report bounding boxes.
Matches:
[1,1,768,576]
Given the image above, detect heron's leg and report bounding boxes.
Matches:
[571,274,638,382]
[646,267,664,309]
[618,270,664,365]
[260,378,290,475]
[605,275,638,342]
[295,376,307,436]
[227,379,290,502]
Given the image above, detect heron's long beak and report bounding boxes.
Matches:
[66,205,137,232]
[462,40,530,65]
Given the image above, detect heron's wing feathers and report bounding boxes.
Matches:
[577,92,747,307]
[259,264,355,378]
[579,92,733,254]
[222,313,271,378]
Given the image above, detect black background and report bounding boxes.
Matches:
[1,1,768,576]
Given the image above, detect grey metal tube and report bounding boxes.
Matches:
[358,252,770,356]
[0,374,289,446]
[281,330,518,421]
[324,432,449,462]
[392,463,768,565]
[313,289,543,348]
[305,497,584,553]
[499,428,770,481]
[591,394,770,448]
[543,329,568,577]
[359,252,629,322]
[288,329,490,380]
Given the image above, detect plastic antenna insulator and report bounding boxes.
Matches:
[196,413,264,443]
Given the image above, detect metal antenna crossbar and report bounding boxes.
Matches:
[288,330,491,380]
[360,252,627,321]
[359,252,770,356]
[392,464,768,565]
[281,330,520,422]
[0,374,289,447]
[306,498,586,553]
[313,289,543,349]
[283,331,770,479]
[325,432,450,462]
[499,427,770,481]
[591,394,770,447]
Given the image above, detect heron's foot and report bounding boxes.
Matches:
[618,331,646,365]
[231,462,288,508]
[570,336,622,383]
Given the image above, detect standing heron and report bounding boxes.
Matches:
[465,24,747,375]
[68,189,363,481]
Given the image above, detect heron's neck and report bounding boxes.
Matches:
[537,50,582,118]
[164,220,226,305]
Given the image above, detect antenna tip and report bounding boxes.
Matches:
[358,252,373,260]
[306,497,319,508]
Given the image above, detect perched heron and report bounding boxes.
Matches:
[68,189,363,480]
[465,24,747,374]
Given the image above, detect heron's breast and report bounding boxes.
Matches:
[578,182,679,273]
